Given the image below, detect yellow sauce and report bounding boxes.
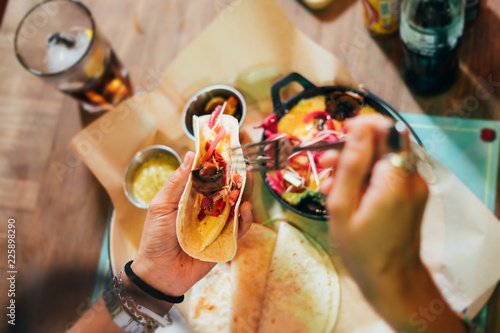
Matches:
[277,95,379,140]
[359,105,378,115]
[278,95,326,139]
[132,155,179,205]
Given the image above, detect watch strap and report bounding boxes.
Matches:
[103,286,144,333]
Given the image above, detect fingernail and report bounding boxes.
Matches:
[319,176,333,195]
[321,150,339,160]
[181,152,194,169]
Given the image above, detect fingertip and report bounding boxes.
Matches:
[181,151,195,170]
[240,201,253,221]
[151,151,194,209]
[319,150,340,168]
[238,201,253,239]
[320,177,334,195]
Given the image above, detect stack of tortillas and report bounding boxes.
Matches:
[185,222,340,333]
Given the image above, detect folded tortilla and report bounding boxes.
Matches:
[187,222,340,332]
[189,262,233,333]
[258,223,340,333]
[177,114,246,262]
[188,223,277,333]
[230,224,277,333]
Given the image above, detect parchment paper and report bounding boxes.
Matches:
[70,0,500,331]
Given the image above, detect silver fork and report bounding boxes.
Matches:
[231,123,405,172]
[231,138,346,172]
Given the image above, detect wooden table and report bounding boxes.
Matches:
[0,0,498,331]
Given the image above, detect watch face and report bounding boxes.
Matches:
[104,285,143,333]
[104,280,171,332]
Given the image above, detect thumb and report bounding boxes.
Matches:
[149,151,195,213]
[237,201,254,239]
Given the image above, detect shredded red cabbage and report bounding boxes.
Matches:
[202,126,226,163]
[208,105,223,129]
[266,174,285,195]
[326,118,334,130]
[276,170,284,183]
[228,189,240,206]
[256,114,278,137]
[313,131,339,144]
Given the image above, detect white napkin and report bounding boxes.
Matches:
[416,144,500,318]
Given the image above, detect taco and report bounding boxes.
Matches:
[177,108,246,262]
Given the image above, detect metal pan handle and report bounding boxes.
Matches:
[271,72,316,110]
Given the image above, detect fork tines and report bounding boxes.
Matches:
[230,138,284,172]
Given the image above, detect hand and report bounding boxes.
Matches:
[131,151,253,298]
[320,115,428,295]
[70,152,253,333]
[319,115,468,333]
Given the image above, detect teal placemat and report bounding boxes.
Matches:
[91,114,500,328]
[91,212,112,304]
[401,114,500,331]
[402,114,500,212]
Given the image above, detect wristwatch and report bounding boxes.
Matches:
[104,286,145,333]
[104,272,172,333]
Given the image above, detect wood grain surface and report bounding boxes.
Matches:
[0,0,499,332]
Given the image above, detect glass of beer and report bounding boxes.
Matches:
[14,0,133,112]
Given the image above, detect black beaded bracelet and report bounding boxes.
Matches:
[124,260,184,304]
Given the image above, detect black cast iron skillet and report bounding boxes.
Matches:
[261,72,422,221]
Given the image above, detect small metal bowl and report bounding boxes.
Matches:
[182,84,246,140]
[123,145,182,209]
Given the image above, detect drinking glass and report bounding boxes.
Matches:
[14,0,133,112]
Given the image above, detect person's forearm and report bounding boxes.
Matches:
[67,297,123,333]
[68,273,173,333]
[364,263,467,333]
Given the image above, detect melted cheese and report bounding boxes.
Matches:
[197,200,231,251]
[277,95,326,140]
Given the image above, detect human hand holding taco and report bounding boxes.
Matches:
[132,151,253,299]
[176,107,248,262]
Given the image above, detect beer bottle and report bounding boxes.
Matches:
[400,0,465,95]
[465,0,480,23]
